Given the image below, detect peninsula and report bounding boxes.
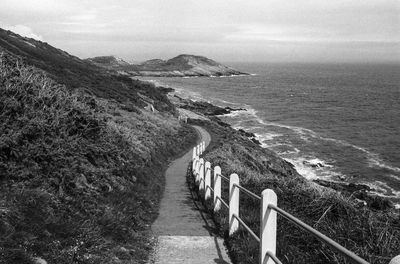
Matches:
[85,54,249,77]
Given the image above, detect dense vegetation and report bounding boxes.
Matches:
[189,118,400,264]
[0,53,196,263]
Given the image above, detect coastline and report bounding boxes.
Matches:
[162,84,398,211]
[175,90,399,263]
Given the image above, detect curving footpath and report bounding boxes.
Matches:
[149,126,231,264]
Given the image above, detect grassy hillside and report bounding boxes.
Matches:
[0,52,196,263]
[0,28,174,112]
[189,118,399,264]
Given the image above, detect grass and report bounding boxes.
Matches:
[189,119,400,264]
[0,52,197,263]
[0,28,175,113]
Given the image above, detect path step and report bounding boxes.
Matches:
[149,236,231,264]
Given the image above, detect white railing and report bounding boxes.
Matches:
[191,142,381,264]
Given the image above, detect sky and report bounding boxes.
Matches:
[0,0,399,63]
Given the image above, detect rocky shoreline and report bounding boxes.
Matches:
[167,87,395,210]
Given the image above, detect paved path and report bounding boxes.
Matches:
[149,126,231,264]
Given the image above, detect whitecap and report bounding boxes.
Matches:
[284,157,318,180]
[254,132,282,142]
[245,114,400,174]
[364,181,400,198]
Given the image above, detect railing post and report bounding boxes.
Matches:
[192,156,197,174]
[390,255,400,264]
[196,144,199,156]
[229,173,239,235]
[192,146,196,160]
[199,158,205,192]
[195,157,200,184]
[205,161,211,200]
[260,189,277,264]
[201,141,205,154]
[213,166,221,212]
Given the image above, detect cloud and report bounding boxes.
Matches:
[2,24,43,41]
[0,0,398,62]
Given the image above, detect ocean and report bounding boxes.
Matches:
[139,62,400,205]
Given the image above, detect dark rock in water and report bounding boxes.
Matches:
[303,160,324,168]
[208,107,231,116]
[251,138,261,145]
[178,98,247,117]
[225,106,246,112]
[157,86,175,94]
[238,129,256,138]
[172,95,248,117]
[207,106,246,116]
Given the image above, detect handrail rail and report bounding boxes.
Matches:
[232,214,260,243]
[217,196,229,210]
[233,183,261,200]
[266,251,283,264]
[192,142,371,264]
[268,204,370,264]
[218,173,230,182]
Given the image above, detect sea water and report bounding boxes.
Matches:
[139,63,400,205]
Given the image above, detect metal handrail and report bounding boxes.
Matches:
[233,183,261,200]
[218,173,230,182]
[206,185,214,193]
[232,214,260,243]
[266,251,283,264]
[268,204,370,264]
[216,196,229,210]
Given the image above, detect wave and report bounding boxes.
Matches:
[254,132,282,142]
[217,74,256,78]
[387,174,400,180]
[318,137,400,173]
[222,104,400,196]
[365,181,400,198]
[283,156,343,181]
[226,108,400,174]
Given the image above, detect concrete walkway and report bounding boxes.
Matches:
[149,126,232,264]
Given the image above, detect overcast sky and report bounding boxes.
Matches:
[0,0,399,63]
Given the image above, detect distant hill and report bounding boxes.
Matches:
[86,55,130,68]
[0,27,174,112]
[86,54,249,77]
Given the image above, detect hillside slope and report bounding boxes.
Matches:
[0,28,173,111]
[86,54,248,77]
[0,31,197,263]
